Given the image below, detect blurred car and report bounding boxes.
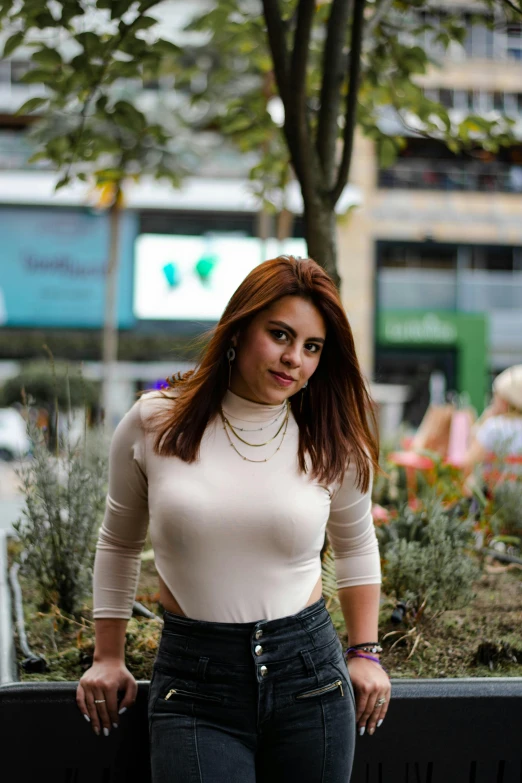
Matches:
[0,407,31,461]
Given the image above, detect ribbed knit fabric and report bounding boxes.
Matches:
[93,389,381,622]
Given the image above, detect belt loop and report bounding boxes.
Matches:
[197,656,209,682]
[300,650,316,677]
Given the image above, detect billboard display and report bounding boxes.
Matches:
[134,234,308,321]
[0,207,138,328]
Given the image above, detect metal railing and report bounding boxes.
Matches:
[379,269,522,312]
[378,163,522,194]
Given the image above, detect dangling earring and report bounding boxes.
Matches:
[300,380,308,413]
[227,346,236,388]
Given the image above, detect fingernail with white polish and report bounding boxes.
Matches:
[103,727,109,737]
[358,726,366,736]
[113,723,118,729]
[377,719,383,728]
[118,707,127,715]
[83,714,90,723]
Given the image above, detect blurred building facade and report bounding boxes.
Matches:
[341,0,522,425]
[0,0,521,429]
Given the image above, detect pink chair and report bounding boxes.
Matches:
[445,409,474,468]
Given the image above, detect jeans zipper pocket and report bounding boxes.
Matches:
[296,679,344,700]
[164,687,222,703]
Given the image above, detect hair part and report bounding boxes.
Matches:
[140,256,379,492]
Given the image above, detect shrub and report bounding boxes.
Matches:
[382,499,480,616]
[13,408,108,617]
[489,480,522,540]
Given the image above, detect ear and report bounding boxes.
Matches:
[231,332,239,348]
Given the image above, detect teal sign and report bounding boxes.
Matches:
[0,206,138,328]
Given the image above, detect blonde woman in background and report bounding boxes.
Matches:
[463,365,522,474]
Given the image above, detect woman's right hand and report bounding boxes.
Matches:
[77,659,138,736]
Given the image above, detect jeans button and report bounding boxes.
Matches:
[255,629,263,640]
[260,665,268,676]
[254,645,263,656]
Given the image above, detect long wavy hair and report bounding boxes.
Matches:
[142,255,379,492]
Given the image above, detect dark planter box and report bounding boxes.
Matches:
[1,678,522,782]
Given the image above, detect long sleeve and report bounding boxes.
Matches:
[93,399,149,619]
[326,460,381,589]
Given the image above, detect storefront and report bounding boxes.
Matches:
[375,310,488,426]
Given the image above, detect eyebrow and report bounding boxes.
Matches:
[268,320,325,344]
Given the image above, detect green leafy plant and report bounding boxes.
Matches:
[381,499,480,658]
[13,393,108,617]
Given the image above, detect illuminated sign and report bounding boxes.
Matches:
[133,234,307,321]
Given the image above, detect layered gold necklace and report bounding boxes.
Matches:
[220,400,290,463]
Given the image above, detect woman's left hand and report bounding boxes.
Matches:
[346,656,391,737]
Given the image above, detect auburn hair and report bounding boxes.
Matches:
[141,255,379,492]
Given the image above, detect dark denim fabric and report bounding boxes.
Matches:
[148,596,356,782]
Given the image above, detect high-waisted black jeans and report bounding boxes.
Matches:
[148,596,356,782]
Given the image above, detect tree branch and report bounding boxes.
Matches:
[286,0,316,195]
[261,0,291,105]
[330,0,365,206]
[499,0,522,14]
[262,0,317,190]
[316,0,352,187]
[289,0,315,119]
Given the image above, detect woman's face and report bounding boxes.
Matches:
[229,295,326,405]
[491,392,509,415]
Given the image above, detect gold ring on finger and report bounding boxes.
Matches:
[94,699,106,704]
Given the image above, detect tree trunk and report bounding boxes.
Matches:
[303,197,340,288]
[101,192,121,433]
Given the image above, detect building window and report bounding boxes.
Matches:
[378,139,522,194]
[506,23,522,60]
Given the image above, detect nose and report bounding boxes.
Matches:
[281,345,301,368]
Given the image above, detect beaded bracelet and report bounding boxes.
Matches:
[346,651,389,674]
[346,642,382,654]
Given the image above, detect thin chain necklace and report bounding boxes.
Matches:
[221,402,289,447]
[220,403,286,432]
[220,404,290,462]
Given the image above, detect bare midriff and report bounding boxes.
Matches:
[158,573,323,620]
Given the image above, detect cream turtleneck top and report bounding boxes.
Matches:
[93,389,381,623]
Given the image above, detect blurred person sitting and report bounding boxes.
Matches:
[462,364,522,475]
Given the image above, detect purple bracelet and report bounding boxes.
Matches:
[346,651,389,674]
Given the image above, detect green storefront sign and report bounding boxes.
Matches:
[377,311,488,414]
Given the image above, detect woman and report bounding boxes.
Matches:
[77,255,390,782]
[463,364,522,473]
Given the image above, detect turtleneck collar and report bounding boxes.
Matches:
[222,389,288,423]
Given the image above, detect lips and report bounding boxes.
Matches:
[269,371,296,387]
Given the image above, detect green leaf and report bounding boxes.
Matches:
[379,138,398,169]
[15,96,49,116]
[34,11,57,29]
[151,39,181,56]
[27,150,50,164]
[75,31,103,53]
[3,30,24,57]
[31,47,62,67]
[55,175,71,191]
[132,15,157,31]
[18,68,55,86]
[112,100,146,131]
